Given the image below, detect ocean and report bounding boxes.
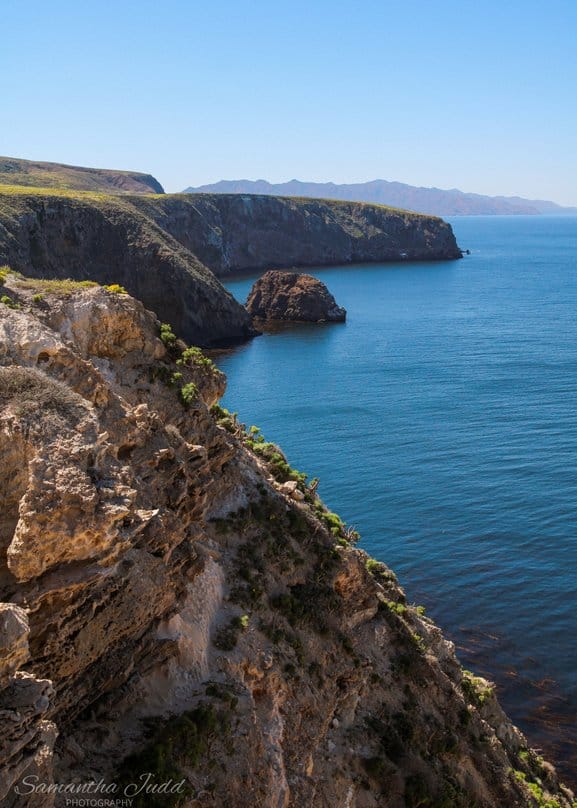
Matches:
[212,215,577,782]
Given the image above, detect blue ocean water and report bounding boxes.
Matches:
[212,216,577,779]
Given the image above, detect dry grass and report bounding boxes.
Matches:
[11,276,99,294]
[0,183,119,203]
[0,366,88,427]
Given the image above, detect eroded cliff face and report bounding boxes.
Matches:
[135,193,462,275]
[0,189,254,346]
[0,281,571,808]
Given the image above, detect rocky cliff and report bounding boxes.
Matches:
[135,193,462,275]
[0,184,460,347]
[0,277,572,808]
[0,187,254,346]
[246,271,346,322]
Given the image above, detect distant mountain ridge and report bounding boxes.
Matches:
[0,156,164,195]
[183,178,577,216]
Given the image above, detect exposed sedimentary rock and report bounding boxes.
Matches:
[246,270,346,323]
[0,605,56,806]
[0,280,572,807]
[0,605,30,688]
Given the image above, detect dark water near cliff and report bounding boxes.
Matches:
[213,216,577,782]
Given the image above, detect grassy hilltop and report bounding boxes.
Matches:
[0,155,164,195]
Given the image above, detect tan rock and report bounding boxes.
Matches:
[0,285,570,808]
[278,480,306,501]
[0,605,30,688]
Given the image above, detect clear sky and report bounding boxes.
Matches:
[1,0,576,204]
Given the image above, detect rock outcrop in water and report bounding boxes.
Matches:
[246,271,346,323]
[0,275,572,808]
[0,177,460,345]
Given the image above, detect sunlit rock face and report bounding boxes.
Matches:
[0,280,572,808]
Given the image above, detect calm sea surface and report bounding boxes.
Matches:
[213,216,577,781]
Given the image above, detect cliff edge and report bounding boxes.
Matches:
[0,277,572,807]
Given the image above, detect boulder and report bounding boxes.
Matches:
[246,271,346,323]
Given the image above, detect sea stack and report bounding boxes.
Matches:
[246,270,346,323]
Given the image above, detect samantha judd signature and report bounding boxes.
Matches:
[15,773,187,798]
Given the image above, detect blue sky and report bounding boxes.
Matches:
[1,0,576,203]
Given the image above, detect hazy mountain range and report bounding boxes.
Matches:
[183,178,577,217]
